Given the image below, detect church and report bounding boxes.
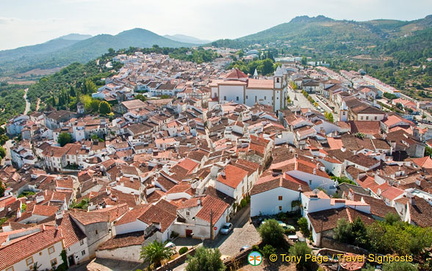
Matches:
[209,67,288,111]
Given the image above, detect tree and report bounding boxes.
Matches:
[79,95,93,112]
[258,219,285,246]
[425,146,432,157]
[0,134,8,145]
[324,112,334,123]
[140,240,174,269]
[83,79,97,94]
[383,261,417,271]
[351,217,369,247]
[90,99,101,112]
[135,94,147,102]
[289,242,312,270]
[260,59,275,75]
[384,212,400,225]
[0,181,5,197]
[98,101,111,114]
[0,146,6,159]
[331,176,357,185]
[185,247,225,271]
[334,218,352,243]
[297,217,310,237]
[58,133,73,147]
[383,92,398,100]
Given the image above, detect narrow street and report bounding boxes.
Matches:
[174,205,260,271]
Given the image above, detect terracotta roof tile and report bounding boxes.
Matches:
[116,204,151,226]
[59,213,86,248]
[251,176,310,195]
[138,205,176,232]
[217,165,248,189]
[0,226,64,270]
[195,195,229,223]
[308,207,375,233]
[98,232,145,250]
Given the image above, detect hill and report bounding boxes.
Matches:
[0,29,193,77]
[210,15,432,57]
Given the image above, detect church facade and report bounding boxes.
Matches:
[209,68,288,111]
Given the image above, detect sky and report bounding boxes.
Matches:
[0,0,431,50]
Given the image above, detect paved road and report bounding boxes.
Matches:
[174,205,260,271]
[23,88,30,115]
[287,88,315,110]
[212,205,260,256]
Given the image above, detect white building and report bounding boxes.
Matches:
[210,68,287,111]
[250,175,310,217]
[0,226,65,271]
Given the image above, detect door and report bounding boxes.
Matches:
[68,255,76,266]
[186,229,193,237]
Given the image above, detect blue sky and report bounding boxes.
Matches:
[0,0,431,50]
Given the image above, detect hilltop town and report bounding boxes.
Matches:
[1,49,432,271]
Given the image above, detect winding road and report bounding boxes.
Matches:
[23,88,30,115]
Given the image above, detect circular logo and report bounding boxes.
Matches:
[248,251,263,266]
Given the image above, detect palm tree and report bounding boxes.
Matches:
[140,240,174,269]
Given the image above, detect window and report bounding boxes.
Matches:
[26,257,34,266]
[255,96,257,102]
[224,96,226,100]
[81,250,86,256]
[279,206,283,211]
[186,211,190,216]
[366,116,369,120]
[246,95,248,99]
[95,230,98,235]
[80,239,84,246]
[374,116,377,120]
[276,78,280,83]
[48,246,55,254]
[360,116,364,120]
[278,196,283,201]
[236,96,239,101]
[264,96,267,100]
[51,259,57,267]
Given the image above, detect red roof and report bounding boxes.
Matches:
[217,165,248,189]
[195,195,229,223]
[225,68,248,80]
[177,158,199,174]
[0,226,64,270]
[115,204,151,226]
[412,156,432,169]
[380,186,404,201]
[32,205,59,217]
[59,213,86,248]
[138,205,176,232]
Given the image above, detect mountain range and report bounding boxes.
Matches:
[212,15,432,56]
[0,29,194,77]
[1,15,431,78]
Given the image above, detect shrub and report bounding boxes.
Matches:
[297,217,310,236]
[258,219,285,246]
[179,247,188,255]
[260,244,276,258]
[276,212,287,221]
